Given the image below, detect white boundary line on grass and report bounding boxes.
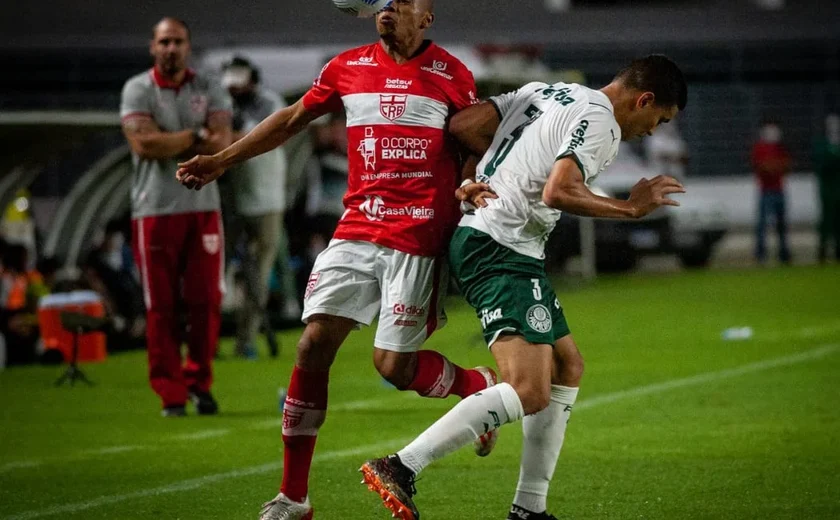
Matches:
[1,438,414,520]
[3,344,838,520]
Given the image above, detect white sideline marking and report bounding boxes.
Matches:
[0,460,42,474]
[170,428,231,441]
[576,344,838,411]
[83,445,143,456]
[1,438,412,520]
[4,344,838,520]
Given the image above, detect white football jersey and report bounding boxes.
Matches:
[461,82,621,259]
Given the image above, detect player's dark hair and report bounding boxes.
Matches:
[615,55,687,111]
[153,17,191,41]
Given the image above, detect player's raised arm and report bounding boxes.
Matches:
[176,99,320,189]
[449,101,503,157]
[543,157,684,219]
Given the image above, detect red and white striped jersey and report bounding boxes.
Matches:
[302,41,478,257]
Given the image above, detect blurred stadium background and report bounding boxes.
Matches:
[0,1,838,519]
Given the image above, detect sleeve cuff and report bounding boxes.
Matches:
[556,151,587,181]
[488,98,504,121]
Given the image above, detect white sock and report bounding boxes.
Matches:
[513,385,579,513]
[398,382,524,475]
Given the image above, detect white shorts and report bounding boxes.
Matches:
[302,239,447,352]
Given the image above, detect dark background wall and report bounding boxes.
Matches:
[2,0,838,49]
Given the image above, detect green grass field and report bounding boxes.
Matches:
[1,266,839,520]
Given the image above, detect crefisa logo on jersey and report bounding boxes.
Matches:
[359,195,385,221]
[379,94,407,121]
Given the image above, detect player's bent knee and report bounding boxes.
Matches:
[372,349,416,389]
[511,382,551,415]
[295,316,352,370]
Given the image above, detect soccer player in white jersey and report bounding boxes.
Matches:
[361,55,688,520]
[176,1,499,519]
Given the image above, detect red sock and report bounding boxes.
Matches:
[406,350,492,399]
[280,366,329,503]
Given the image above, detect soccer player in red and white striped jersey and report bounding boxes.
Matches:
[177,1,496,518]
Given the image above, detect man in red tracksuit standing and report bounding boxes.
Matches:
[120,17,233,416]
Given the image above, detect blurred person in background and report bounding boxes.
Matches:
[0,244,47,365]
[221,56,294,359]
[0,189,37,270]
[751,121,792,264]
[120,17,233,417]
[303,111,348,265]
[83,220,146,351]
[645,120,688,178]
[814,113,840,262]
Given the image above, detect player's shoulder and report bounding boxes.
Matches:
[574,85,615,117]
[122,69,153,92]
[426,42,473,78]
[331,43,379,66]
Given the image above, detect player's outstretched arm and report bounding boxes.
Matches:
[449,101,502,157]
[543,157,685,219]
[177,99,319,189]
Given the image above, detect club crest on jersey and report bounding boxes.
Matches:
[379,94,407,121]
[358,126,378,170]
[202,233,220,255]
[304,272,321,300]
[190,95,208,116]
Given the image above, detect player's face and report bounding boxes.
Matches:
[624,94,678,140]
[150,22,190,76]
[376,0,433,41]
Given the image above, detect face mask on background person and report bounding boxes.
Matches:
[760,124,782,144]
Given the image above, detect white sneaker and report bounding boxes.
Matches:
[473,366,500,457]
[259,492,313,520]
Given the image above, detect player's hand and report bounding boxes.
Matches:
[456,181,498,208]
[627,175,686,218]
[176,155,224,190]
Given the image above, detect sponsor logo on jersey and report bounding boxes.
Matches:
[385,78,413,90]
[566,120,590,151]
[379,94,407,121]
[358,127,378,170]
[190,94,208,116]
[526,304,552,333]
[359,195,386,221]
[202,233,220,255]
[393,303,426,317]
[421,59,453,80]
[347,55,377,67]
[360,170,434,181]
[480,307,503,329]
[359,195,434,221]
[395,319,418,327]
[304,272,321,300]
[380,136,431,161]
